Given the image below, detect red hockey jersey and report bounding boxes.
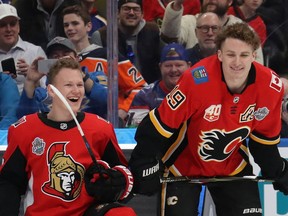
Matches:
[0,112,127,216]
[133,55,283,177]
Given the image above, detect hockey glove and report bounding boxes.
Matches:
[129,157,161,196]
[273,158,288,195]
[85,163,133,203]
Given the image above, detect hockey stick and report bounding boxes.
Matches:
[49,84,98,165]
[160,175,275,184]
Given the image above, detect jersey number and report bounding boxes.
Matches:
[167,86,186,110]
[128,67,143,83]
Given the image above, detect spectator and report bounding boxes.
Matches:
[0,3,46,93]
[161,0,264,64]
[129,22,288,216]
[227,0,267,46]
[13,0,81,50]
[142,0,200,28]
[80,0,107,37]
[186,12,222,65]
[91,0,164,84]
[127,43,191,127]
[63,5,146,123]
[0,72,19,129]
[16,36,108,119]
[0,57,136,216]
[257,0,288,74]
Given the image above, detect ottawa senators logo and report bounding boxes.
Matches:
[42,142,85,201]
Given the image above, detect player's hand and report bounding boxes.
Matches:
[129,157,162,196]
[85,163,133,203]
[273,158,288,195]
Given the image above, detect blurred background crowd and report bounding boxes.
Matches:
[0,0,288,132]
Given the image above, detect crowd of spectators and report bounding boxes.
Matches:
[0,0,287,131]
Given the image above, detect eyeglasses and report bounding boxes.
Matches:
[121,6,142,14]
[196,25,220,33]
[0,20,18,28]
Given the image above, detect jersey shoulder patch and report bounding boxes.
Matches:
[190,66,209,84]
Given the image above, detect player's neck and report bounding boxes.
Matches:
[47,110,74,122]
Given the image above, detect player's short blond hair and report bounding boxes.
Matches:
[47,58,81,84]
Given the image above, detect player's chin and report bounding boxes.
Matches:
[70,103,82,113]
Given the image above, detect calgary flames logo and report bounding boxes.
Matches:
[198,127,250,162]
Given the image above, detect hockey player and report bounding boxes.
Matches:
[129,22,288,216]
[0,58,135,216]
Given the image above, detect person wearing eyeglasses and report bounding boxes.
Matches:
[160,0,264,65]
[186,12,221,66]
[0,3,46,94]
[91,0,165,85]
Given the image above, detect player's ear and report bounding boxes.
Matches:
[217,50,223,62]
[252,51,257,61]
[47,84,56,98]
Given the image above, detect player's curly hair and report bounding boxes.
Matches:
[215,22,261,51]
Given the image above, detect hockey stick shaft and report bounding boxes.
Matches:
[160,175,275,184]
[49,84,98,165]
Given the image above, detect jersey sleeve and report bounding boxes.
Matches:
[0,122,29,214]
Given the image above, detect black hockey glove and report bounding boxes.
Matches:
[85,163,133,203]
[273,158,288,195]
[129,157,162,196]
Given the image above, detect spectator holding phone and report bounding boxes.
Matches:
[0,3,46,94]
[17,36,108,119]
[0,72,20,129]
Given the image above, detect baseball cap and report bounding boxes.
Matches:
[160,43,189,63]
[46,37,76,56]
[118,0,142,9]
[0,4,20,20]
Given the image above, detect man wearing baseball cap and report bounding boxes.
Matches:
[45,36,77,58]
[127,43,191,127]
[0,3,46,93]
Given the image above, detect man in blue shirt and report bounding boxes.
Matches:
[0,73,19,129]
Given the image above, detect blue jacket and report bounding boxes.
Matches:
[17,71,108,119]
[0,73,20,129]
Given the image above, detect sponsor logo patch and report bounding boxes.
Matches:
[191,66,208,84]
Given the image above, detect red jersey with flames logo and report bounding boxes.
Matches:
[0,112,127,216]
[133,54,283,177]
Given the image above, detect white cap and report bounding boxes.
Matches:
[0,4,20,20]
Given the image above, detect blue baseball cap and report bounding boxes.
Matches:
[160,43,189,63]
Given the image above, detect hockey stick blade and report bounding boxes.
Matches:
[160,176,275,184]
